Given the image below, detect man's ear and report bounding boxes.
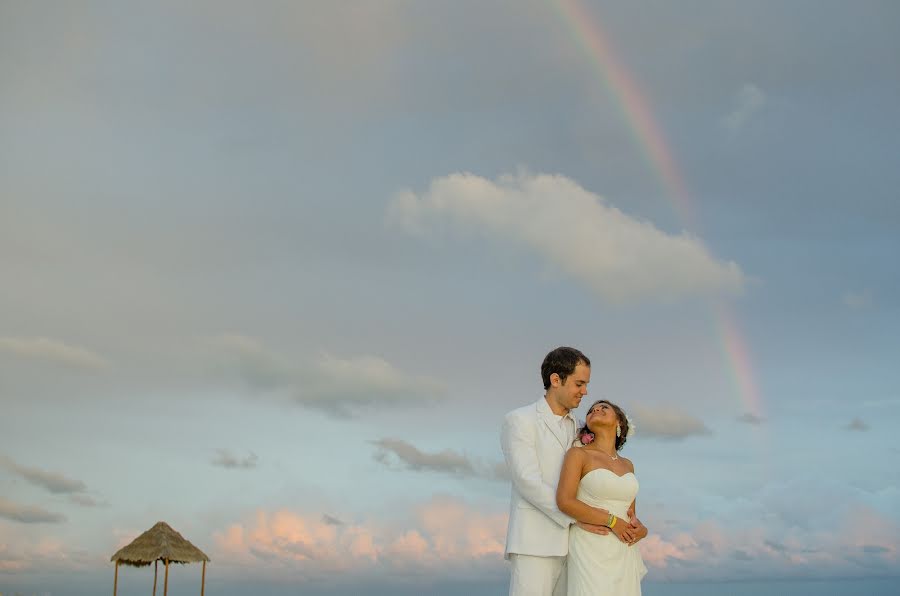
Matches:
[550,372,560,387]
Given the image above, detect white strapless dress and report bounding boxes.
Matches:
[568,468,648,595]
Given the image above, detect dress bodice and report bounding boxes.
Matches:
[576,468,639,520]
[567,467,647,595]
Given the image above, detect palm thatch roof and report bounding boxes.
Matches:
[111,521,210,568]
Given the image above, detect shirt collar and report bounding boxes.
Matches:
[539,396,576,421]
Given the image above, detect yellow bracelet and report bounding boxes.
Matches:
[609,516,617,529]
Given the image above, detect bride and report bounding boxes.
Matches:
[556,400,648,595]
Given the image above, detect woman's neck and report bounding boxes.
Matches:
[587,428,617,455]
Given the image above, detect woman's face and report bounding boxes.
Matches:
[586,401,619,431]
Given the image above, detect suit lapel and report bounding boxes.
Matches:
[537,399,568,449]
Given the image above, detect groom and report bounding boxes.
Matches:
[500,346,609,596]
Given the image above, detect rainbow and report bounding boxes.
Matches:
[553,0,764,418]
[715,303,764,418]
[551,0,695,229]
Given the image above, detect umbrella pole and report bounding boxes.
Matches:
[164,558,169,596]
[201,560,206,596]
[113,561,118,596]
[153,559,158,596]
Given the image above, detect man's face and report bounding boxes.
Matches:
[549,363,590,412]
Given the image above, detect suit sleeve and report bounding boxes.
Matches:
[501,411,574,529]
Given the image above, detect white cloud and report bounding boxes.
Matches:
[0,337,109,370]
[371,438,508,482]
[208,335,446,415]
[388,171,745,303]
[723,83,766,132]
[631,405,712,440]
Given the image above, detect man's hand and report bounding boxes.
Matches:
[574,521,610,536]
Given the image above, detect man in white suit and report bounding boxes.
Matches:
[501,346,611,596]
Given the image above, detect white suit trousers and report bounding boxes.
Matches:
[508,553,567,596]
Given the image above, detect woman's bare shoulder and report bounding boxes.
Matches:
[564,444,587,462]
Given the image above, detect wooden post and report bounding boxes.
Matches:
[113,561,119,596]
[164,558,169,596]
[201,560,206,596]
[153,559,158,596]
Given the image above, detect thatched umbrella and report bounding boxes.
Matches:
[110,521,210,596]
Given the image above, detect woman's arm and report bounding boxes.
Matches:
[556,449,616,527]
[624,459,648,545]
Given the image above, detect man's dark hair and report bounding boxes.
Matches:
[541,347,590,390]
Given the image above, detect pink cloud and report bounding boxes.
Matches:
[212,495,508,580]
[635,506,900,581]
[638,532,698,568]
[0,535,95,573]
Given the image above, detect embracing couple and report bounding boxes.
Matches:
[500,347,649,596]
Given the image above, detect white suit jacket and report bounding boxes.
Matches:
[501,398,579,558]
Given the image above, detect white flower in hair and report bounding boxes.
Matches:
[626,416,636,438]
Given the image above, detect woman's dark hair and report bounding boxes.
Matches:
[541,346,590,390]
[577,399,630,451]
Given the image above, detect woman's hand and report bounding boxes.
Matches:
[609,516,636,543]
[624,516,648,546]
[609,515,647,544]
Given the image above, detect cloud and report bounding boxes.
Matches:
[322,514,345,526]
[846,417,870,432]
[211,449,259,470]
[843,289,873,310]
[635,478,900,581]
[0,534,94,572]
[0,455,87,494]
[637,513,899,581]
[723,83,766,132]
[387,171,746,303]
[371,438,507,482]
[861,545,890,554]
[212,496,507,580]
[736,412,764,425]
[0,498,66,524]
[0,336,109,370]
[0,456,105,509]
[208,335,445,415]
[630,405,712,440]
[67,494,108,508]
[207,334,293,391]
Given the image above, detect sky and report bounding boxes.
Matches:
[1,1,899,594]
